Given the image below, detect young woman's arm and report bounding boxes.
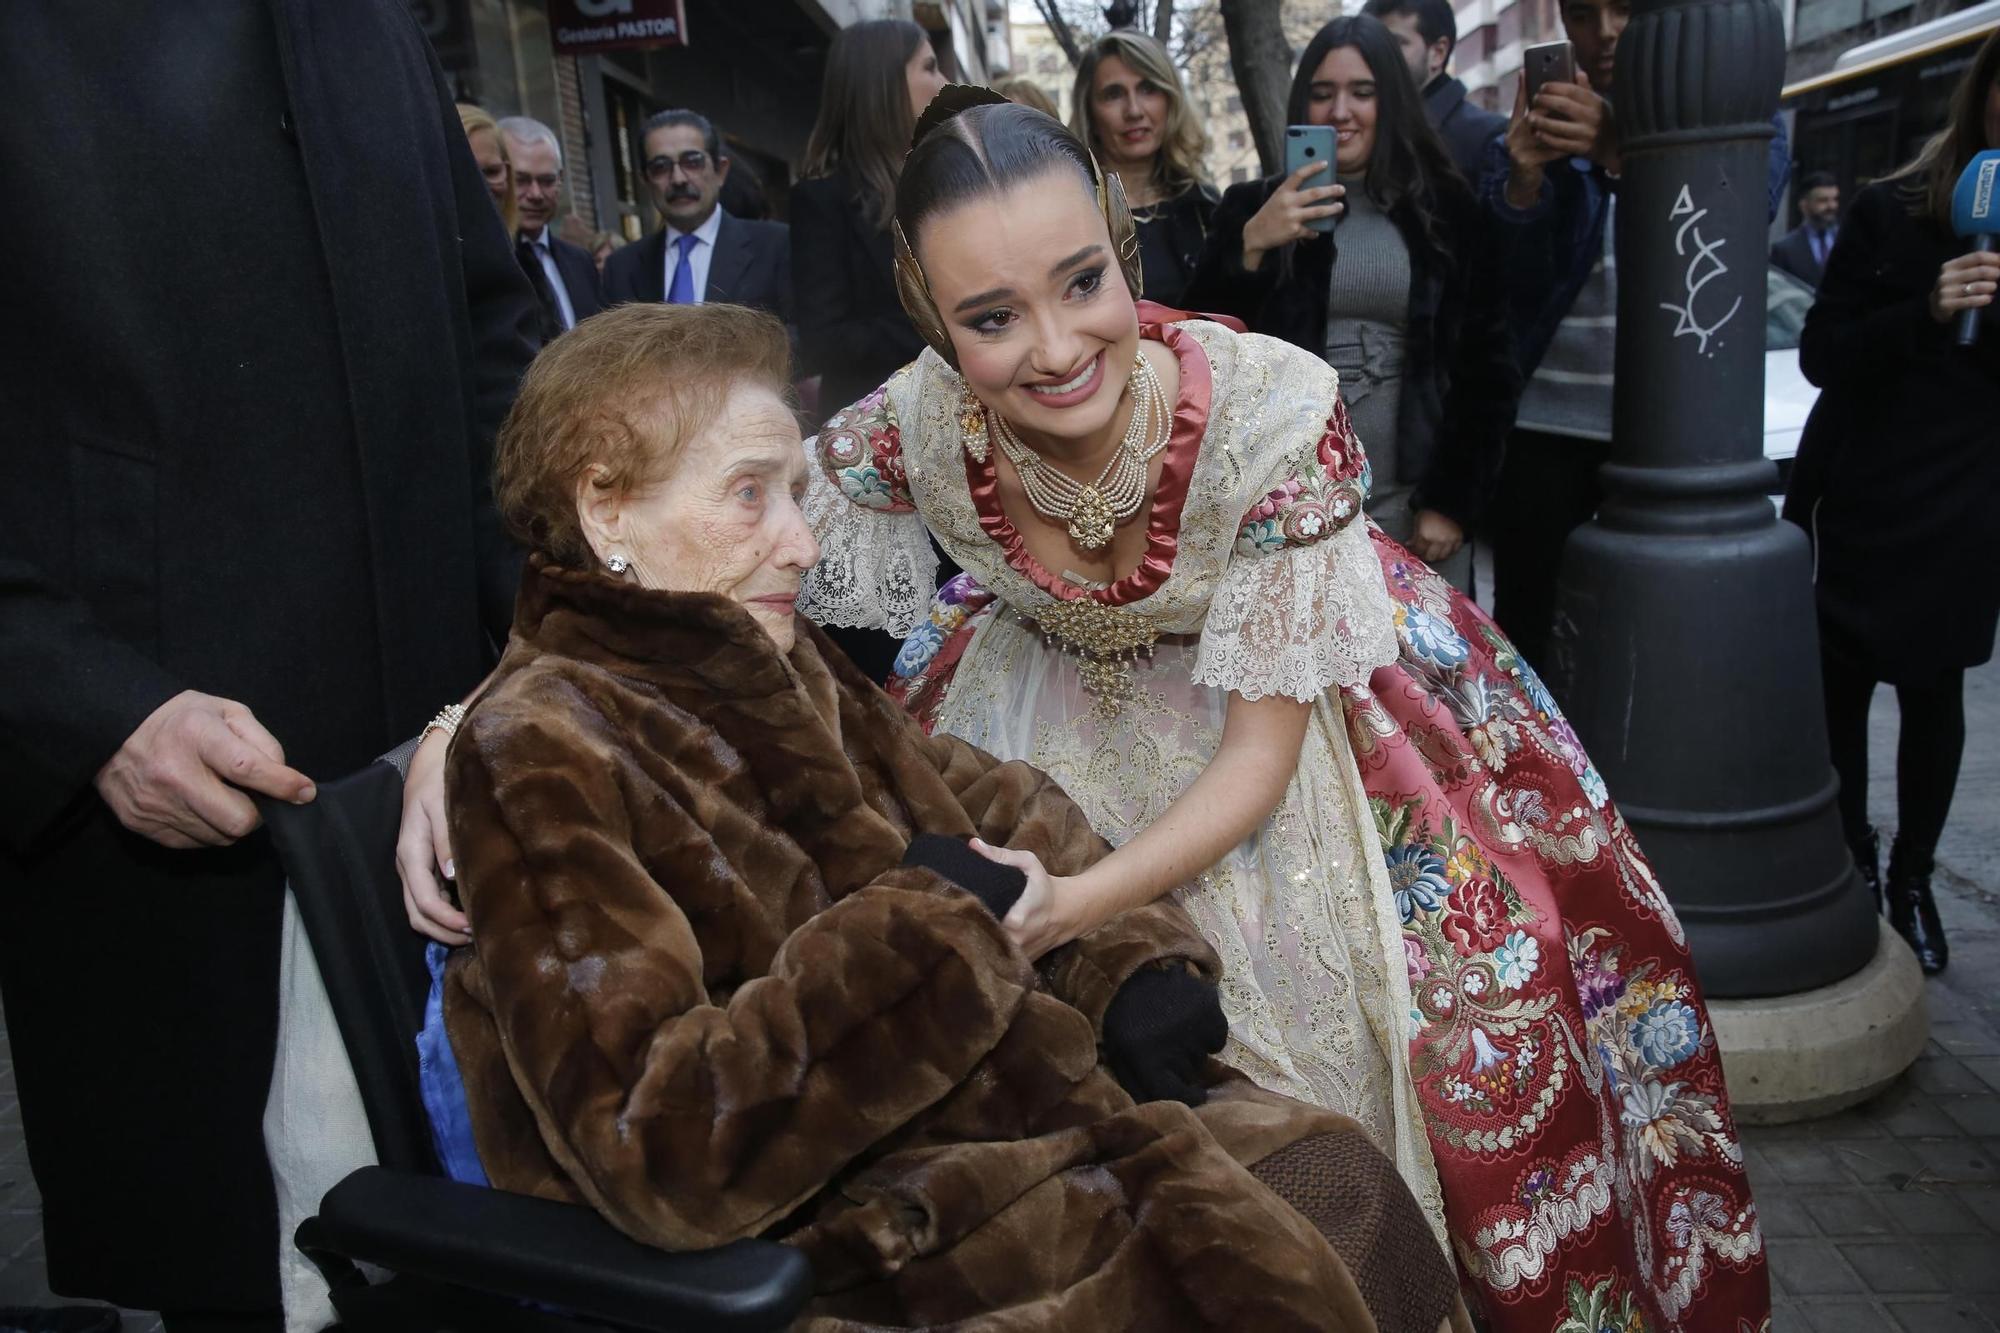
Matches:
[979,689,1312,959]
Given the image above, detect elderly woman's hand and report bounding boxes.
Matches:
[969,839,1087,961]
[396,727,471,945]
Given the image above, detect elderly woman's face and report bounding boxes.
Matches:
[584,381,819,652]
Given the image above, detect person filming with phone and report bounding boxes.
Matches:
[1482,0,1789,668]
[1184,15,1520,593]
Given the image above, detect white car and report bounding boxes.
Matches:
[1764,264,1821,494]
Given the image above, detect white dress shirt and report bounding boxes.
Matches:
[662,208,725,304]
[520,226,577,329]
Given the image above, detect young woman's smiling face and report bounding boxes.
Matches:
[913,166,1140,445]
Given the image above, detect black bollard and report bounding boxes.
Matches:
[1545,0,1879,997]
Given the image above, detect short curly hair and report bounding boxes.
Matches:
[494,303,792,568]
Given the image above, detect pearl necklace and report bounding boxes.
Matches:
[991,355,1169,550]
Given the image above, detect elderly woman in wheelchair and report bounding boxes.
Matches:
[407,302,1460,1332]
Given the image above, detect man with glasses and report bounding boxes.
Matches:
[604,109,791,330]
[498,116,604,339]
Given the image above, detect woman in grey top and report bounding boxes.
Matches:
[1185,15,1520,595]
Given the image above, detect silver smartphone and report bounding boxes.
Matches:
[1283,125,1338,236]
[1522,40,1577,103]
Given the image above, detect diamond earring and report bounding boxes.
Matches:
[606,554,630,575]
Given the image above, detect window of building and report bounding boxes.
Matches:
[1227,94,1242,112]
[1229,129,1247,149]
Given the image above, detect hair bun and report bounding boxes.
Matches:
[910,84,1012,151]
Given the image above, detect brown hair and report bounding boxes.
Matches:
[1881,27,2000,223]
[1068,30,1210,197]
[457,102,516,232]
[802,18,932,231]
[994,77,1059,120]
[495,304,792,567]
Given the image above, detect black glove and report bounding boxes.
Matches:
[1100,963,1228,1108]
[901,832,1026,920]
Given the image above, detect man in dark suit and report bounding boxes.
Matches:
[1772,171,1842,289]
[603,109,791,326]
[499,115,605,336]
[1362,0,1507,182]
[1,0,537,1322]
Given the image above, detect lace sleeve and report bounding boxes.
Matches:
[798,377,936,635]
[1191,520,1397,701]
[799,452,936,636]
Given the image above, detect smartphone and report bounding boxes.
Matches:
[1283,125,1338,236]
[1522,40,1576,104]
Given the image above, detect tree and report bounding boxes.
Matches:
[1219,0,1293,175]
[1030,0,1203,68]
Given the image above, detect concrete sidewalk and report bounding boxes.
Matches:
[3,659,1995,1330]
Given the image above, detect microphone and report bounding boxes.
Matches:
[1950,149,2000,347]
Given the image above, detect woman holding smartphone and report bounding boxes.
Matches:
[1184,15,1519,594]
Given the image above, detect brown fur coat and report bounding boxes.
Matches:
[444,559,1456,1331]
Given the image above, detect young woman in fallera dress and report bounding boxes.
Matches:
[801,91,1771,1333]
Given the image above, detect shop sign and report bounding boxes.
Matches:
[548,0,688,54]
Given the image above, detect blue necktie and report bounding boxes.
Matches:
[667,233,697,304]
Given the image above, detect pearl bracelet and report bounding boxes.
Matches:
[421,702,467,747]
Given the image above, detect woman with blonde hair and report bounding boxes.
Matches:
[1068,29,1216,307]
[456,102,515,231]
[994,76,1059,119]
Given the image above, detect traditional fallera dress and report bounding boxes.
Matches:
[801,311,1771,1333]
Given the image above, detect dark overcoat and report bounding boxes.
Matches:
[1782,180,2000,680]
[1182,174,1521,528]
[0,0,537,1308]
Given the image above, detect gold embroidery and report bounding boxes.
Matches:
[1026,598,1163,715]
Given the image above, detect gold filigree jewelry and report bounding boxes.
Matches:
[959,380,990,462]
[1029,599,1161,716]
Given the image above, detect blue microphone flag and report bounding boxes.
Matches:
[1952,150,2000,238]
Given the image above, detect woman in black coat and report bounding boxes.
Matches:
[791,18,946,427]
[1782,31,2000,975]
[1068,30,1219,309]
[1184,17,1519,593]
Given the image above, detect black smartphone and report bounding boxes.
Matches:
[1522,40,1577,104]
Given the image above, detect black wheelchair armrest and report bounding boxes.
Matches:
[296,1166,814,1333]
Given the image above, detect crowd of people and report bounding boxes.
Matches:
[3,0,1996,1330]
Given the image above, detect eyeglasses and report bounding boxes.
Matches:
[644,150,713,180]
[513,171,562,192]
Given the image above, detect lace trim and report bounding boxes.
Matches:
[799,455,936,636]
[1191,520,1397,701]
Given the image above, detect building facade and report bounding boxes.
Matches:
[422,0,1008,242]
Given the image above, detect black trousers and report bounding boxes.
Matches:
[1488,428,1610,672]
[1819,630,1967,857]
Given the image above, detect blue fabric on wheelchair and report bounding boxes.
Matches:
[417,941,490,1187]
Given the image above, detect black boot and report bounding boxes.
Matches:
[1886,837,1948,975]
[1850,826,1883,914]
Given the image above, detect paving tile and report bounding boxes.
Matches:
[1963,1187,2000,1232]
[1839,1241,1946,1294]
[1886,1299,1998,1331]
[1941,1095,2000,1137]
[1876,1086,1963,1139]
[1770,1239,1867,1295]
[1933,1023,2000,1059]
[1797,1298,1896,1331]
[1909,1139,2000,1186]
[1802,1107,1890,1141]
[1914,1057,1991,1097]
[1767,1140,1859,1186]
[1802,1190,1895,1237]
[1769,1303,1813,1333]
[1933,1241,2000,1294]
[1762,1192,1821,1238]
[1830,1139,1928,1187]
[1876,1188,1984,1236]
[1966,1058,2000,1094]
